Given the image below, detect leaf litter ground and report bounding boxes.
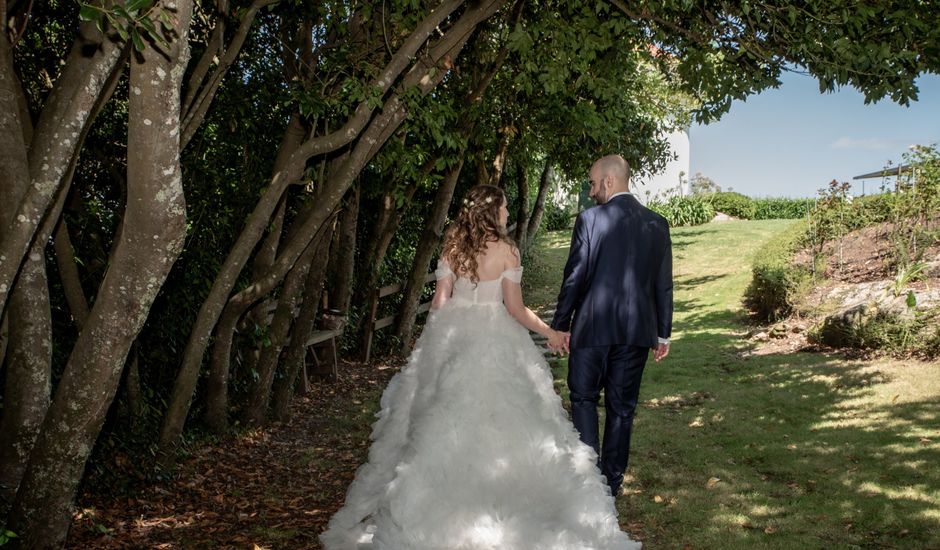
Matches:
[67,359,399,549]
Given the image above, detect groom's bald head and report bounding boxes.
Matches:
[589,154,631,204]
[594,155,630,188]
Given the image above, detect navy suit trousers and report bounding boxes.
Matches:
[568,344,649,494]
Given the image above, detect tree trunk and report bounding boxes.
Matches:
[488,130,512,189]
[123,351,143,419]
[0,316,7,375]
[5,0,191,542]
[355,184,420,355]
[475,149,490,186]
[180,0,228,117]
[204,299,241,433]
[243,224,324,427]
[271,224,333,422]
[53,220,91,328]
[329,186,359,314]
[357,192,398,306]
[391,18,517,351]
[0,175,79,512]
[0,21,125,315]
[0,29,52,513]
[253,194,288,279]
[0,28,126,507]
[0,248,52,515]
[160,0,504,457]
[353,154,436,329]
[232,192,289,391]
[180,0,278,149]
[525,161,553,249]
[204,165,346,434]
[395,159,465,351]
[513,159,529,250]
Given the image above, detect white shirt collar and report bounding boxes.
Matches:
[607,191,633,200]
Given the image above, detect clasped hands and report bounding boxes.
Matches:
[547,330,570,355]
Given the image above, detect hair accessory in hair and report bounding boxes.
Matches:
[485,196,494,204]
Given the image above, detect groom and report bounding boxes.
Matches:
[550,154,673,496]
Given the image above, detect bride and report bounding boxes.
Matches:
[320,185,640,550]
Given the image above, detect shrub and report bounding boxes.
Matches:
[753,197,815,220]
[811,309,940,359]
[543,201,574,231]
[647,195,715,227]
[743,220,812,322]
[709,191,756,219]
[922,320,940,359]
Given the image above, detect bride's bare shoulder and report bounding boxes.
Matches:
[491,240,520,268]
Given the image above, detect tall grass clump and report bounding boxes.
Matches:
[647,195,715,227]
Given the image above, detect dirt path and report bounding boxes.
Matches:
[68,360,398,549]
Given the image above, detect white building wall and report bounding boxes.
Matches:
[631,128,690,204]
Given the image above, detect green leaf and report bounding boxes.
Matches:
[139,16,162,43]
[78,3,103,21]
[906,290,917,309]
[0,528,19,543]
[131,27,146,51]
[125,0,152,14]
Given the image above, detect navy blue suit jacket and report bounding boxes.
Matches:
[550,194,673,349]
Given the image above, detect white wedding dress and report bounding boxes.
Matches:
[319,262,640,550]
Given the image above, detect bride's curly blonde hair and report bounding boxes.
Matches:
[442,185,513,284]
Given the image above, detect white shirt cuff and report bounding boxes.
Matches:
[657,337,670,345]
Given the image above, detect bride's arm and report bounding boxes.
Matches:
[430,259,455,310]
[503,281,553,338]
[431,277,454,310]
[501,247,556,339]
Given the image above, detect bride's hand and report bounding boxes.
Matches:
[547,330,569,355]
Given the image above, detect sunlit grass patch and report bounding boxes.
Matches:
[524,221,940,549]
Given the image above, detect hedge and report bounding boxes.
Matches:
[753,197,815,220]
[709,191,756,219]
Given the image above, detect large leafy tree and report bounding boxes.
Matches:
[1,1,939,546]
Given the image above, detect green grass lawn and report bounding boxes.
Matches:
[526,220,940,549]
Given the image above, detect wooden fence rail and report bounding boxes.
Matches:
[361,271,436,362]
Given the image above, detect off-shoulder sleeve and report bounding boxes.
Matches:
[434,259,455,281]
[501,266,523,283]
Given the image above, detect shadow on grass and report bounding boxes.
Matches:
[675,274,728,292]
[670,297,745,334]
[627,321,940,548]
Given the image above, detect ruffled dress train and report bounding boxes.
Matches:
[320,266,640,550]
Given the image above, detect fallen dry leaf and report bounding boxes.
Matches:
[66,359,402,550]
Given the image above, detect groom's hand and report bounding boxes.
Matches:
[653,342,670,362]
[547,331,569,355]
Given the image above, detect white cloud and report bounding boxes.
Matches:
[830,137,897,150]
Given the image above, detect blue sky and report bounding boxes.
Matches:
[690,72,940,198]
